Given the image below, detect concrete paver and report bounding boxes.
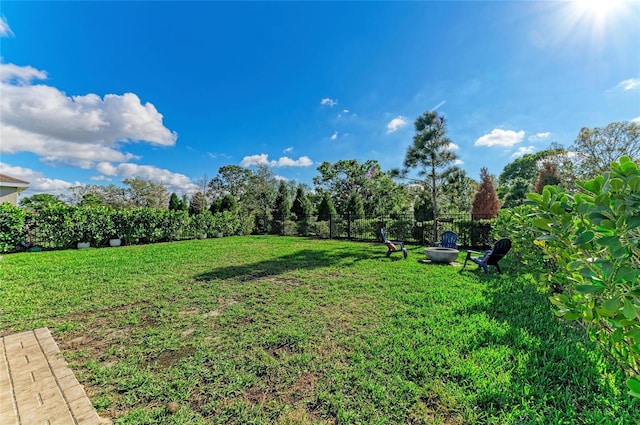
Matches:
[1,328,110,425]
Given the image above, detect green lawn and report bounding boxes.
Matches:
[0,236,637,424]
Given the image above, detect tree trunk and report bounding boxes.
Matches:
[431,167,438,244]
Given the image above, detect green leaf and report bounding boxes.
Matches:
[623,299,636,320]
[627,378,640,399]
[615,267,638,283]
[583,308,594,321]
[612,328,624,342]
[598,219,616,230]
[602,297,620,313]
[596,236,621,250]
[583,179,600,194]
[625,329,640,343]
[567,260,584,271]
[627,215,640,230]
[594,226,615,236]
[533,218,551,230]
[609,178,624,191]
[575,285,605,294]
[621,161,638,175]
[574,231,595,246]
[563,312,581,320]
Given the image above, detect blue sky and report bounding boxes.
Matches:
[1,1,639,197]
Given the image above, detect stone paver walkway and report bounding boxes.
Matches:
[1,328,109,425]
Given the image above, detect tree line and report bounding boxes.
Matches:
[18,115,639,240]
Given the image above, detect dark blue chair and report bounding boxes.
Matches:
[462,238,512,274]
[381,228,407,259]
[435,231,458,249]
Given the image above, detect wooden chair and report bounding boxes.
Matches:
[380,228,407,259]
[462,238,511,273]
[435,231,458,249]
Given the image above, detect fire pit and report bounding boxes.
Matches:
[425,247,459,264]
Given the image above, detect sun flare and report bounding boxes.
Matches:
[570,0,630,27]
[573,0,624,19]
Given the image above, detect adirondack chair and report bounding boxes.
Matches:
[380,228,407,259]
[435,231,458,249]
[462,238,512,274]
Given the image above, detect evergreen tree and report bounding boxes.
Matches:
[400,111,458,241]
[219,194,238,212]
[189,192,207,216]
[317,193,336,222]
[168,193,181,211]
[209,197,221,214]
[291,186,311,221]
[471,167,500,220]
[273,181,291,221]
[345,192,365,218]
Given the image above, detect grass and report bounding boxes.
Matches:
[0,236,637,424]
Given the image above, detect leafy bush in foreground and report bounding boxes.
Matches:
[0,203,26,252]
[527,156,640,396]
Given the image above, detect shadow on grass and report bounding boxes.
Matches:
[457,272,638,419]
[194,246,376,282]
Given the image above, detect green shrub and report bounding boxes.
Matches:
[190,212,213,238]
[351,218,376,240]
[527,156,640,397]
[70,206,113,246]
[458,220,493,248]
[492,205,551,274]
[0,203,26,252]
[282,219,298,236]
[387,219,412,241]
[239,213,255,236]
[313,221,330,239]
[214,211,241,236]
[36,205,75,248]
[296,219,311,236]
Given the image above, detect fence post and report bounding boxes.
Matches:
[329,214,333,239]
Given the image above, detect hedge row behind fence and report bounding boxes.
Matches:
[0,203,495,253]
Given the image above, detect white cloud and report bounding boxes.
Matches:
[632,116,640,123]
[0,17,14,37]
[89,175,112,182]
[511,146,536,158]
[0,63,46,84]
[274,175,288,181]
[386,116,408,133]
[240,154,313,168]
[447,142,460,151]
[0,62,178,167]
[95,162,198,194]
[330,131,338,140]
[475,129,525,147]
[453,159,464,166]
[283,146,293,153]
[528,132,550,142]
[616,78,640,91]
[0,162,79,195]
[320,98,337,107]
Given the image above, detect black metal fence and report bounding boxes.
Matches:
[16,211,496,252]
[275,213,496,249]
